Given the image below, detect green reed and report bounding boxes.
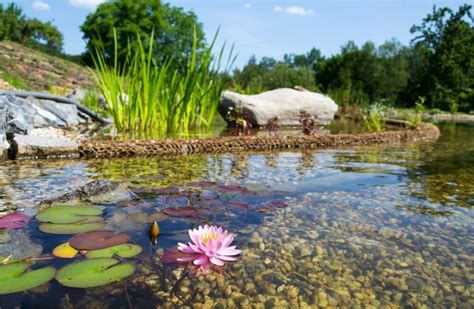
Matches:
[363,102,386,132]
[91,29,235,136]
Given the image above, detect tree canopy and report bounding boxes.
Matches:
[81,0,206,67]
[0,3,63,54]
[408,4,473,112]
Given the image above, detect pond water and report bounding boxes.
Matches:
[0,122,473,308]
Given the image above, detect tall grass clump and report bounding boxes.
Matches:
[91,29,235,136]
[408,96,425,129]
[363,102,386,132]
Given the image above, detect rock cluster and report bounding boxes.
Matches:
[0,91,107,159]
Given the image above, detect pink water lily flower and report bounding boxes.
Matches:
[177,225,242,272]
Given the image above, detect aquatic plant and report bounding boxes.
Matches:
[36,205,103,224]
[53,242,79,259]
[265,116,280,135]
[0,263,56,295]
[408,96,425,129]
[363,102,386,132]
[39,221,106,234]
[92,29,235,136]
[69,231,131,250]
[0,213,30,229]
[55,258,135,288]
[298,110,321,135]
[177,225,241,272]
[225,107,253,135]
[86,244,142,259]
[148,221,160,245]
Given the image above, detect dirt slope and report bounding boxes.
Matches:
[0,41,95,93]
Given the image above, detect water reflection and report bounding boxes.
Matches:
[0,123,472,307]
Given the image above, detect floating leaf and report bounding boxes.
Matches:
[129,212,168,224]
[148,222,160,245]
[186,181,217,188]
[55,258,135,288]
[86,244,142,259]
[227,201,251,210]
[53,243,78,259]
[116,200,141,207]
[198,199,222,207]
[160,245,194,266]
[36,205,103,224]
[0,263,56,295]
[162,207,198,217]
[0,213,30,229]
[39,220,105,235]
[70,231,131,250]
[155,186,181,195]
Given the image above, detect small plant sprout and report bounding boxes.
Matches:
[226,108,253,135]
[408,96,425,129]
[265,116,280,136]
[298,110,322,135]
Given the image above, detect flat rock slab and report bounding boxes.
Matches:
[219,88,338,127]
[14,135,79,159]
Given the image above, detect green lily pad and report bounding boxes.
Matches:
[39,221,105,234]
[36,205,103,224]
[86,244,142,259]
[0,263,56,295]
[55,258,135,288]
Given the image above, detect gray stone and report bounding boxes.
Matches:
[67,88,86,102]
[27,96,79,127]
[218,88,338,127]
[0,94,36,134]
[14,134,78,159]
[0,230,42,260]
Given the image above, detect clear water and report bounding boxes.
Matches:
[0,122,473,308]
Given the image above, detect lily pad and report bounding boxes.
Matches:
[129,212,168,224]
[0,213,30,229]
[36,205,103,224]
[55,258,135,288]
[160,245,194,266]
[0,263,56,295]
[39,221,105,234]
[53,242,79,259]
[86,244,142,259]
[70,231,131,250]
[162,207,198,217]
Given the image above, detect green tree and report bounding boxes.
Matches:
[0,3,63,54]
[233,56,317,93]
[81,0,205,68]
[409,4,473,112]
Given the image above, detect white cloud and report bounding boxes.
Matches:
[32,0,50,10]
[286,6,313,16]
[69,0,104,9]
[244,3,252,9]
[274,6,313,16]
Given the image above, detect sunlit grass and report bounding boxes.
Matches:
[91,29,235,137]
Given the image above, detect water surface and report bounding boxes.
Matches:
[0,122,472,308]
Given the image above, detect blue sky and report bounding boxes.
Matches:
[3,0,468,68]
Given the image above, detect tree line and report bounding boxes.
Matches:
[231,4,473,113]
[0,1,472,113]
[0,3,63,55]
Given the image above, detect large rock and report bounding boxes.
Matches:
[219,88,338,127]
